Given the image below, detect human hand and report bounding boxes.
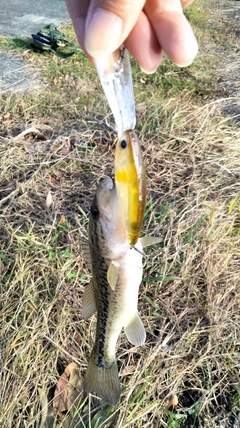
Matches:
[65,0,198,73]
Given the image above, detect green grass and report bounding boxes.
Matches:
[1,2,240,427]
[184,0,209,30]
[0,36,33,51]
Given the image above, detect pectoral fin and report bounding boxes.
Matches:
[107,261,119,291]
[140,236,162,247]
[124,312,146,346]
[82,281,96,319]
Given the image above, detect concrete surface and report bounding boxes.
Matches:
[0,0,70,92]
[0,0,69,37]
[0,51,41,92]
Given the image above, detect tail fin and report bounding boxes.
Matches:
[84,351,120,406]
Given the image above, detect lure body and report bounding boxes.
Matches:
[115,130,146,246]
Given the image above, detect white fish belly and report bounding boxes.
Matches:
[104,244,143,357]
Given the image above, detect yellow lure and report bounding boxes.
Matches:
[114,130,146,246]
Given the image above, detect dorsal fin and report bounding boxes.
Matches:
[80,240,91,268]
[82,281,96,319]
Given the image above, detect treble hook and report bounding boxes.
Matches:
[130,245,148,268]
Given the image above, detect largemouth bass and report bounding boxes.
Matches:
[83,177,146,406]
[115,130,146,246]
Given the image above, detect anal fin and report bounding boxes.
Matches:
[124,312,146,346]
[82,281,96,319]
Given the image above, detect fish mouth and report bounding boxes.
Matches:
[98,176,115,189]
[96,176,116,221]
[91,175,128,258]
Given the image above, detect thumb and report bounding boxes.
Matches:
[85,0,145,57]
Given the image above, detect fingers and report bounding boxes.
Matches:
[181,0,195,8]
[144,0,198,67]
[125,11,162,73]
[125,0,198,71]
[64,0,89,54]
[85,0,145,57]
[65,0,198,70]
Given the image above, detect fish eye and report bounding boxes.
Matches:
[91,204,99,218]
[120,139,127,149]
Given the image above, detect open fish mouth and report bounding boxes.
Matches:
[94,176,116,222]
[99,175,114,188]
[89,176,128,259]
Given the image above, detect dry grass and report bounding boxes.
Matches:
[0,2,240,426]
[0,94,240,428]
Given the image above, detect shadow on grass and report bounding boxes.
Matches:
[10,37,32,50]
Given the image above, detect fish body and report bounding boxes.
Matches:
[83,177,146,405]
[115,130,146,246]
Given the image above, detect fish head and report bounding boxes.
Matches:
[89,177,128,259]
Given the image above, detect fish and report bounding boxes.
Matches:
[115,130,146,246]
[82,177,146,406]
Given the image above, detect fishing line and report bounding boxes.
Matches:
[130,245,148,268]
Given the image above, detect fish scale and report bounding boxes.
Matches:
[83,177,146,405]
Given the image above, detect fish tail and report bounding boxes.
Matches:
[84,351,120,406]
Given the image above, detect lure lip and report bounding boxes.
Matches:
[94,48,136,137]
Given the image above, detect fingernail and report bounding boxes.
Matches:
[140,67,158,75]
[86,8,123,57]
[175,61,192,67]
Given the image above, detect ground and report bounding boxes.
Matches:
[211,0,240,122]
[0,1,240,427]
